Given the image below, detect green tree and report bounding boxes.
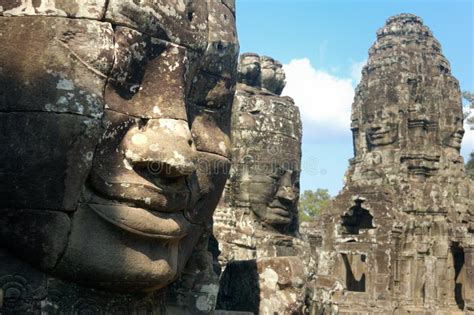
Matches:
[463,91,474,129]
[298,189,331,222]
[462,91,474,180]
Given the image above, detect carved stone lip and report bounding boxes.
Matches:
[369,130,390,138]
[452,133,464,140]
[88,172,191,213]
[89,204,190,240]
[267,205,292,217]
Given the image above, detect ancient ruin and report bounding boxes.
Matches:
[213,53,310,314]
[0,0,238,313]
[0,1,472,313]
[214,53,302,261]
[313,14,473,314]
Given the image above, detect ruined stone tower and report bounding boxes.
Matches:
[213,54,309,314]
[213,53,302,264]
[314,14,473,314]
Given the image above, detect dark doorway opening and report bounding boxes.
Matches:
[342,253,366,292]
[341,198,374,234]
[451,243,465,310]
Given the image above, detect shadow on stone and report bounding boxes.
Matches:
[216,260,260,314]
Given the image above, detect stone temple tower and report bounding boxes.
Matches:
[314,14,473,314]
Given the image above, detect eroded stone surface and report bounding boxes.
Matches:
[214,54,302,262]
[0,1,238,313]
[0,0,107,19]
[105,0,209,51]
[0,17,114,117]
[0,209,70,271]
[213,53,308,314]
[312,14,474,314]
[0,113,101,211]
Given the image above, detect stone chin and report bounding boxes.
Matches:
[252,204,293,227]
[51,201,195,292]
[443,131,464,150]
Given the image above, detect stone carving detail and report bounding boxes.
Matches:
[228,53,301,234]
[214,53,302,261]
[213,53,310,314]
[0,1,238,313]
[313,14,474,314]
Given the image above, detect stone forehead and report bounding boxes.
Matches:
[238,148,301,170]
[245,161,301,175]
[241,53,260,59]
[260,56,283,70]
[0,1,237,53]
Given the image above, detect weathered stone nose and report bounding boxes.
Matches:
[123,119,197,177]
[276,187,297,204]
[275,171,297,204]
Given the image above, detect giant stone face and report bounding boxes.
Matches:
[0,0,238,292]
[229,54,301,234]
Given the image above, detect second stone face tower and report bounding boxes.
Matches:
[214,53,302,263]
[213,53,308,314]
[314,14,473,314]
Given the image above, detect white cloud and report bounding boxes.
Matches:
[462,120,474,159]
[350,60,366,84]
[282,58,362,137]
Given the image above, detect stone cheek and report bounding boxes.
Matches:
[0,17,114,117]
[0,113,101,211]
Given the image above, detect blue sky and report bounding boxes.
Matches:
[236,0,474,195]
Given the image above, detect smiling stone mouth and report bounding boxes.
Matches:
[267,205,292,216]
[370,131,389,137]
[87,172,192,214]
[89,203,191,240]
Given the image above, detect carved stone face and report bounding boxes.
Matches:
[0,1,237,292]
[260,56,286,95]
[364,105,400,148]
[238,53,261,87]
[441,106,464,150]
[230,67,301,232]
[244,167,299,229]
